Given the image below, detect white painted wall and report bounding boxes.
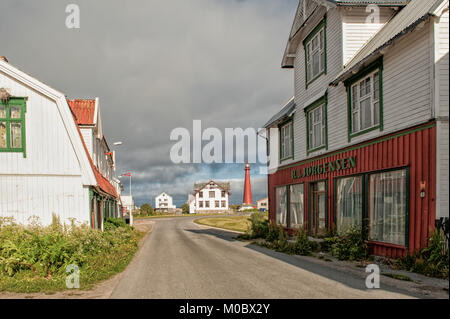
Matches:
[0,69,91,226]
[155,192,176,209]
[194,183,229,212]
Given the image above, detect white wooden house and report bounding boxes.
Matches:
[155,192,176,211]
[0,57,121,229]
[264,0,449,257]
[190,180,231,213]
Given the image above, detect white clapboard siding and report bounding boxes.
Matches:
[0,176,90,225]
[81,128,93,158]
[341,7,396,65]
[436,8,449,117]
[0,68,92,226]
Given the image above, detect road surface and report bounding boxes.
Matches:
[110,216,417,299]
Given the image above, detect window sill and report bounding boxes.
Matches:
[368,240,407,250]
[306,70,326,89]
[307,145,326,156]
[280,156,294,163]
[349,125,382,141]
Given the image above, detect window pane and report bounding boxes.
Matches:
[0,105,5,118]
[336,176,363,233]
[10,106,21,119]
[365,77,371,96]
[275,186,287,227]
[374,101,380,125]
[352,112,359,133]
[0,122,6,148]
[320,51,325,72]
[290,184,304,229]
[11,123,22,148]
[319,30,324,49]
[369,169,407,246]
[314,123,321,148]
[313,52,319,77]
[373,72,379,100]
[360,98,372,130]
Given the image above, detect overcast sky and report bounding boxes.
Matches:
[1,0,297,207]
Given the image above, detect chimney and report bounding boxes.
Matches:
[0,56,8,63]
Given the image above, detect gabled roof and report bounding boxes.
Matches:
[263,97,296,128]
[194,180,231,194]
[67,99,97,125]
[331,0,445,85]
[0,58,96,186]
[281,0,409,68]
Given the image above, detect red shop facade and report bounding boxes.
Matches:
[268,121,437,258]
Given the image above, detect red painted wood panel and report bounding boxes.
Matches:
[268,122,437,257]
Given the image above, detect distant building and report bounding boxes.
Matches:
[191,180,231,213]
[155,192,176,211]
[187,194,196,214]
[257,198,268,212]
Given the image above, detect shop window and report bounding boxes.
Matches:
[279,120,293,161]
[336,176,363,233]
[0,97,27,156]
[275,186,287,227]
[289,184,304,229]
[304,18,326,87]
[369,169,407,246]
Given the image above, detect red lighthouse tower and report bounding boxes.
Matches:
[241,162,254,210]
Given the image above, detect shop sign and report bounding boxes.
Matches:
[292,156,357,179]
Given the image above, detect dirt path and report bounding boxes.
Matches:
[0,220,154,299]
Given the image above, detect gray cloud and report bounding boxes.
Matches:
[1,0,297,206]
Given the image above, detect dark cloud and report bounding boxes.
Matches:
[0,0,297,206]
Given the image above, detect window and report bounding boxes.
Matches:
[336,176,363,233]
[221,191,226,198]
[0,97,26,155]
[205,201,210,208]
[306,96,327,153]
[199,192,203,198]
[199,201,203,208]
[304,19,326,86]
[346,58,383,140]
[289,184,304,229]
[369,169,407,246]
[279,120,293,161]
[221,201,226,207]
[215,201,219,208]
[209,191,215,198]
[275,186,287,227]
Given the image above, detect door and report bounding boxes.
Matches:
[310,181,326,237]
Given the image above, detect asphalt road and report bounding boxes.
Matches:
[110,217,417,299]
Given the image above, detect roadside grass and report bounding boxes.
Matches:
[194,216,253,233]
[0,217,144,293]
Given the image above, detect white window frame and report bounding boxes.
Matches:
[307,103,326,151]
[350,69,380,134]
[305,25,325,84]
[280,120,293,161]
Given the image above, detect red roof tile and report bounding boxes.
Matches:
[67,99,96,125]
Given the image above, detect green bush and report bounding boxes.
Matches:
[249,212,269,239]
[291,228,314,256]
[266,223,282,243]
[395,229,449,279]
[329,226,368,261]
[0,215,141,285]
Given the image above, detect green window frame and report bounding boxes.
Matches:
[305,94,328,155]
[303,18,327,88]
[0,97,27,157]
[345,57,384,142]
[279,118,294,162]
